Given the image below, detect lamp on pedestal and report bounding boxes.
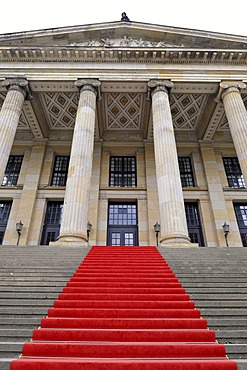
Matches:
[153,221,160,247]
[16,220,23,245]
[222,222,230,247]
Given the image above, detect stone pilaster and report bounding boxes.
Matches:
[88,141,102,246]
[56,79,101,246]
[0,79,31,184]
[148,80,192,247]
[200,141,230,247]
[217,81,247,183]
[144,143,159,246]
[13,140,47,245]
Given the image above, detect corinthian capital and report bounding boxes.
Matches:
[215,81,246,102]
[1,78,32,100]
[147,80,174,100]
[75,79,101,100]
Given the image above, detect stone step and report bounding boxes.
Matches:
[235,360,247,370]
[0,329,33,341]
[0,292,61,298]
[0,299,54,306]
[216,330,247,344]
[0,277,71,282]
[0,281,65,292]
[0,318,43,328]
[0,273,74,277]
[190,294,247,299]
[0,359,15,370]
[0,307,50,315]
[225,344,247,358]
[0,341,24,355]
[0,292,61,297]
[207,318,247,328]
[187,288,247,294]
[179,278,247,282]
[195,301,247,308]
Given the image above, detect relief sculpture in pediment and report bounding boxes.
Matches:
[69,36,183,48]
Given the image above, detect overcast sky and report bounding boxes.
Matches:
[1,0,247,37]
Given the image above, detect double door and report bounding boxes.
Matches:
[107,203,138,246]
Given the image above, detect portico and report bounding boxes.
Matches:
[0,20,247,247]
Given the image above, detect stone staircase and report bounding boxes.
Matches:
[0,245,246,370]
[0,245,88,370]
[158,247,247,370]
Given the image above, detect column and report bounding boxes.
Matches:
[56,79,101,246]
[219,81,247,183]
[0,79,31,183]
[148,80,192,246]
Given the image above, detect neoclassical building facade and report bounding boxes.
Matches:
[0,18,247,248]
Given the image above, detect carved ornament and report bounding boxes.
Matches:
[69,37,182,48]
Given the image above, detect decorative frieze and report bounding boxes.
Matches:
[0,46,247,64]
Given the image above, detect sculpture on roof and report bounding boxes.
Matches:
[121,12,131,22]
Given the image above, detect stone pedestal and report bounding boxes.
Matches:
[148,80,192,247]
[0,79,31,184]
[55,79,101,246]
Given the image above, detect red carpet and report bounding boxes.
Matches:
[10,246,237,370]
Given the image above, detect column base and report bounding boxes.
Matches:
[49,233,89,247]
[159,242,199,248]
[159,235,199,248]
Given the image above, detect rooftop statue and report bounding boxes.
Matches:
[121,12,131,22]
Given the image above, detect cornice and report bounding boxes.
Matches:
[0,46,247,64]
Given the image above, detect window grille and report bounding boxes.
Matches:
[178,157,195,187]
[108,204,137,226]
[2,156,23,186]
[109,156,136,187]
[0,201,12,244]
[51,156,70,186]
[223,157,245,188]
[234,203,247,247]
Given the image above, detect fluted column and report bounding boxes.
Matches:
[148,80,191,246]
[218,81,247,183]
[0,79,31,183]
[56,79,101,246]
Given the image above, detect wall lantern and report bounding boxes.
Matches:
[16,220,23,246]
[222,222,230,247]
[153,221,161,247]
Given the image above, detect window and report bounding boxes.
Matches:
[223,157,245,189]
[0,201,12,244]
[109,156,136,187]
[108,204,137,226]
[185,202,204,246]
[41,201,63,245]
[234,204,247,247]
[178,157,195,187]
[51,156,70,186]
[2,155,23,186]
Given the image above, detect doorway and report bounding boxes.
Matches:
[107,203,138,246]
[41,201,63,245]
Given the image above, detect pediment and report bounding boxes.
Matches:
[0,21,247,50]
